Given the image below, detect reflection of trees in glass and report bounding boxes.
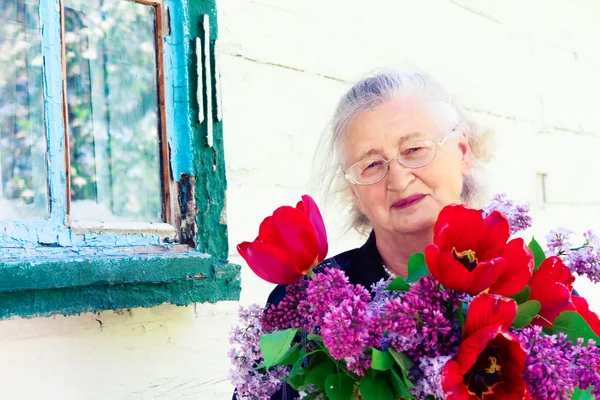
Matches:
[0,0,48,221]
[66,0,162,222]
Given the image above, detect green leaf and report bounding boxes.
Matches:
[407,253,429,283]
[371,348,394,371]
[388,348,414,372]
[306,333,323,342]
[509,285,531,304]
[305,359,336,389]
[457,301,468,331]
[512,300,541,328]
[285,356,308,390]
[389,369,416,399]
[386,276,410,291]
[544,311,600,345]
[278,343,301,365]
[359,372,395,400]
[323,373,356,400]
[528,237,546,270]
[259,328,299,369]
[571,386,594,400]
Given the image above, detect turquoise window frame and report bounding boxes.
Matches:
[0,0,240,319]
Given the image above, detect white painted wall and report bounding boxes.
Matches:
[1,1,599,398]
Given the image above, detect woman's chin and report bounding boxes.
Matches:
[388,215,436,236]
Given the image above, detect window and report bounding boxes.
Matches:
[0,0,240,319]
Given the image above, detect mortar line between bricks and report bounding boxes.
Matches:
[225,53,348,83]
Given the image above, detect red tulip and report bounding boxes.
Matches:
[571,295,600,336]
[528,256,576,327]
[425,205,534,296]
[237,195,328,285]
[442,294,530,400]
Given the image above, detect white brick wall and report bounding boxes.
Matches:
[0,1,599,398]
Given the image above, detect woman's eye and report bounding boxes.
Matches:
[362,160,384,173]
[402,146,425,156]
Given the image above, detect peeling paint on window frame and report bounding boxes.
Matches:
[0,0,240,319]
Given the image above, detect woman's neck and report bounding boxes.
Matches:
[375,229,433,279]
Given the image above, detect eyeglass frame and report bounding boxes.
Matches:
[341,126,460,186]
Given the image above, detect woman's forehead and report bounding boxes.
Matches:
[339,99,449,161]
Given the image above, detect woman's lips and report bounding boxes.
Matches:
[392,194,426,209]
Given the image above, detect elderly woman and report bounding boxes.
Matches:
[319,70,486,281]
[234,70,489,400]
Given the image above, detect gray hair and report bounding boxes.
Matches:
[315,70,490,235]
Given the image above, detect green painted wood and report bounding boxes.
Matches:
[0,252,222,292]
[0,261,240,319]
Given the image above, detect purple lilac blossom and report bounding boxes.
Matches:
[565,245,600,283]
[369,278,398,310]
[584,230,600,247]
[410,354,454,400]
[303,269,374,375]
[545,229,600,283]
[516,326,600,399]
[545,228,575,256]
[321,295,371,362]
[261,280,313,332]
[229,305,288,400]
[482,193,533,235]
[570,338,600,396]
[304,268,370,328]
[379,275,462,363]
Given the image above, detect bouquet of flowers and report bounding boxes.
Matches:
[229,194,600,400]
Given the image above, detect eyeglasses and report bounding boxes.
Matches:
[343,134,450,186]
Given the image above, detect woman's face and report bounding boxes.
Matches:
[340,97,473,237]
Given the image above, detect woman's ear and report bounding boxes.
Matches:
[458,131,473,176]
[349,183,365,215]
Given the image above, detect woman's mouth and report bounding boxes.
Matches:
[392,194,426,209]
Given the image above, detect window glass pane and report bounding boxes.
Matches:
[65,0,162,223]
[0,0,49,221]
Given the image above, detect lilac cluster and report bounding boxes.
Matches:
[305,268,371,327]
[410,354,454,399]
[369,278,398,310]
[570,338,600,396]
[545,229,600,283]
[261,280,312,332]
[517,326,600,399]
[565,230,600,283]
[379,275,461,362]
[305,269,373,374]
[545,228,575,255]
[229,305,289,400]
[566,245,600,283]
[483,193,533,235]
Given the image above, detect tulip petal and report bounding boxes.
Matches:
[539,256,575,291]
[454,327,528,399]
[529,256,576,326]
[464,294,518,337]
[477,210,511,261]
[428,248,504,295]
[258,206,319,273]
[455,325,503,375]
[237,241,303,284]
[297,195,328,263]
[572,295,600,336]
[530,282,575,326]
[487,238,534,296]
[441,360,474,399]
[433,205,485,252]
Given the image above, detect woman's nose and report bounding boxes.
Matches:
[386,157,415,190]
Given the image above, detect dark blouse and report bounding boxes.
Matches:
[233,232,387,400]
